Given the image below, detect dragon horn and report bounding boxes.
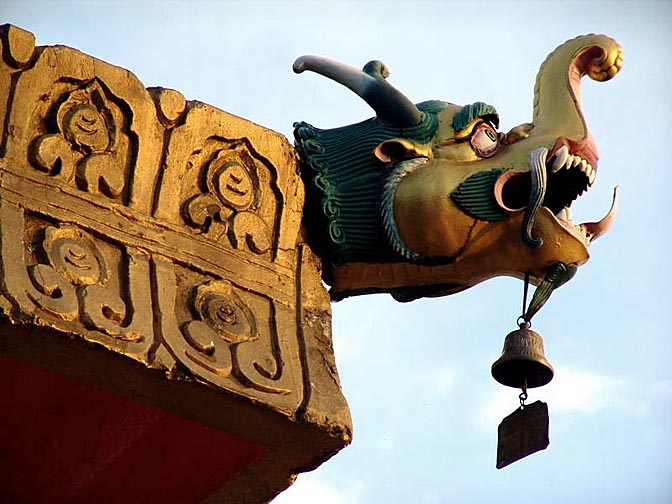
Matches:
[532,34,623,145]
[293,55,422,127]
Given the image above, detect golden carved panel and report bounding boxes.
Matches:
[0,24,316,414]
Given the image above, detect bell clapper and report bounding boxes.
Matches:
[519,377,528,410]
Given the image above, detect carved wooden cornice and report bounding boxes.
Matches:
[0,24,351,503]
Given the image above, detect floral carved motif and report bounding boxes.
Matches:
[153,260,297,399]
[36,225,147,342]
[183,139,279,257]
[186,280,257,346]
[27,225,106,323]
[179,280,255,378]
[41,226,108,286]
[0,201,154,358]
[28,79,130,200]
[178,278,291,395]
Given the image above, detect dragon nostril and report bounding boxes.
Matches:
[495,172,531,212]
[502,175,531,210]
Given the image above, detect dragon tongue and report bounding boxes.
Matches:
[578,186,618,243]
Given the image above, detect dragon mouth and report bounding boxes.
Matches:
[494,143,617,246]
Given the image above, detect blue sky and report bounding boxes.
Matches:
[5,1,671,502]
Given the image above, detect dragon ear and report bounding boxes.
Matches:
[374,139,432,163]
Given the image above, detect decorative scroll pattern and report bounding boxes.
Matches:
[0,204,152,357]
[183,139,280,258]
[0,26,309,412]
[28,79,130,200]
[0,201,299,401]
[155,260,296,397]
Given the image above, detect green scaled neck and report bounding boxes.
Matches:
[294,101,446,266]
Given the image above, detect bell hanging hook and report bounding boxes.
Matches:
[523,263,578,322]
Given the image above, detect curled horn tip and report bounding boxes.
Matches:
[363,60,390,79]
[293,56,309,74]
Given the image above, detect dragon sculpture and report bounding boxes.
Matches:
[293,34,622,310]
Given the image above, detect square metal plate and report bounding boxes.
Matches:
[497,400,549,469]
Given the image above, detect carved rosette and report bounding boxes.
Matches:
[189,280,259,346]
[28,79,130,200]
[0,204,153,358]
[182,280,255,371]
[183,139,279,259]
[155,261,298,399]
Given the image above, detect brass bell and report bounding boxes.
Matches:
[491,322,554,389]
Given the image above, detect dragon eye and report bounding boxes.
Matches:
[470,122,499,158]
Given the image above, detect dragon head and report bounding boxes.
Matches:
[294,34,622,301]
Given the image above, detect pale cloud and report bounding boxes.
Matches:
[272,474,363,504]
[477,367,639,428]
[545,367,622,412]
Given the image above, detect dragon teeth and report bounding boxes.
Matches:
[549,149,596,185]
[551,145,569,172]
[588,167,596,185]
[583,161,595,186]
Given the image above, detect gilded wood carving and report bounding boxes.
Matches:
[0,24,314,415]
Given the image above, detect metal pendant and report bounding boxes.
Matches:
[497,399,550,469]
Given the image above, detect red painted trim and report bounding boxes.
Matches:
[0,354,268,503]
